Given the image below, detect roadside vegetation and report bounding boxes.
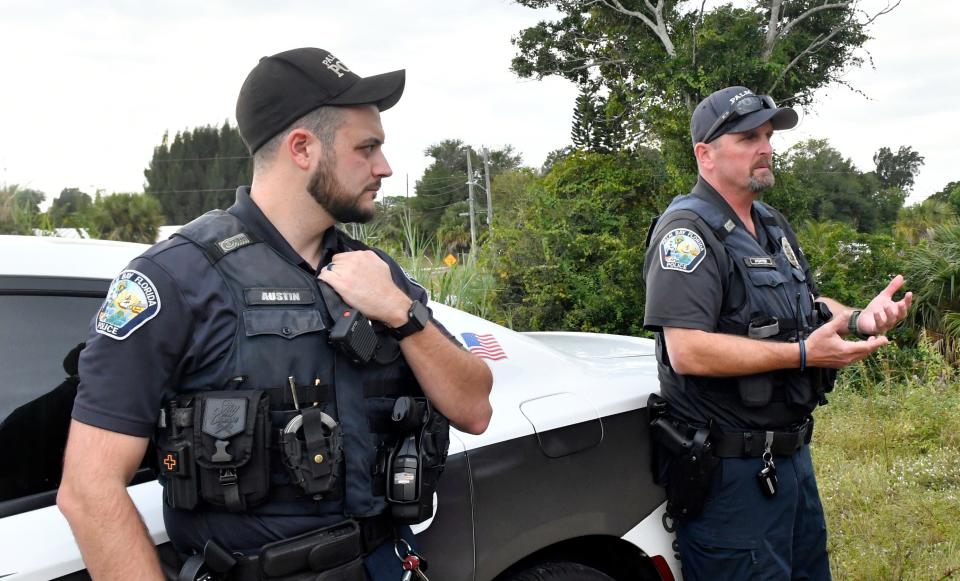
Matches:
[816,342,960,580]
[5,2,960,577]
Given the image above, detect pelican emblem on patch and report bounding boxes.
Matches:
[660,228,706,273]
[95,270,161,340]
[781,237,801,269]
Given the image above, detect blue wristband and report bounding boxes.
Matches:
[799,339,807,372]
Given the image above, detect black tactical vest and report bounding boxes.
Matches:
[653,190,833,430]
[165,210,422,518]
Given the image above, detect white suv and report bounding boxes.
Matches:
[0,235,680,581]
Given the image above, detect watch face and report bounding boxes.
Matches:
[410,300,429,328]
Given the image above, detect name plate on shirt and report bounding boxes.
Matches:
[245,288,314,305]
[744,257,776,268]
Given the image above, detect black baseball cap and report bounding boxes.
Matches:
[690,86,798,146]
[236,48,406,154]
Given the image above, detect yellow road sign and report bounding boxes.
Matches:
[443,253,458,267]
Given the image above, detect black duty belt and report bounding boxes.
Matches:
[711,417,813,458]
[180,513,395,581]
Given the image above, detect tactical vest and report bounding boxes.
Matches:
[156,210,444,520]
[654,192,834,424]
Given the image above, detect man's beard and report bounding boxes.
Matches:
[306,154,377,224]
[748,170,775,194]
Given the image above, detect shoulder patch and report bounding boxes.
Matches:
[659,228,707,273]
[95,270,162,340]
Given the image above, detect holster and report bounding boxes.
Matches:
[648,394,719,520]
[386,398,450,524]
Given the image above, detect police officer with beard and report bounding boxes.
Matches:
[643,86,911,579]
[58,48,493,580]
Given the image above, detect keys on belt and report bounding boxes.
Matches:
[395,538,429,581]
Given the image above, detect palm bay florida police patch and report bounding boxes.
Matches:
[95,269,161,340]
[659,228,706,272]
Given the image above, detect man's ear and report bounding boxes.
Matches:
[694,141,715,171]
[284,128,316,171]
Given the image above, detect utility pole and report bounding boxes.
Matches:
[466,149,477,255]
[482,147,493,226]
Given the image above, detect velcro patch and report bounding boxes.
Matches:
[95,270,161,340]
[744,256,775,267]
[217,233,254,255]
[202,398,248,439]
[659,228,706,273]
[245,288,313,305]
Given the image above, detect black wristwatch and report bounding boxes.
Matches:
[390,300,430,340]
[848,310,869,339]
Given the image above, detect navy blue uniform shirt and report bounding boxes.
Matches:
[74,187,450,437]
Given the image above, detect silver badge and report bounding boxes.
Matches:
[781,237,800,269]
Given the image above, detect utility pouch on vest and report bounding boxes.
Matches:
[280,407,343,498]
[258,519,364,579]
[738,373,775,408]
[193,390,271,512]
[387,399,450,524]
[158,401,199,510]
[649,396,719,520]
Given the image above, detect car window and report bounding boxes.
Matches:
[0,294,103,501]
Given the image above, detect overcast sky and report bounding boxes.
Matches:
[1,0,954,209]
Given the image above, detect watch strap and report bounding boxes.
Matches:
[848,310,869,339]
[390,300,428,340]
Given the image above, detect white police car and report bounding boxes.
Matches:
[0,235,680,581]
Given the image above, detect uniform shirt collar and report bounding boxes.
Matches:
[227,186,340,274]
[692,177,770,249]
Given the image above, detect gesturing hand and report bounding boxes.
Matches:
[805,314,888,369]
[857,274,912,337]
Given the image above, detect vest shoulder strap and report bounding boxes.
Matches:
[173,210,262,264]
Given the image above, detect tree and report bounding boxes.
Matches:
[928,180,960,215]
[894,199,956,245]
[571,86,630,152]
[88,193,164,244]
[772,138,904,233]
[49,188,93,227]
[488,149,666,333]
[903,224,960,360]
[144,121,251,224]
[410,140,523,247]
[512,0,898,162]
[872,145,924,192]
[0,185,46,234]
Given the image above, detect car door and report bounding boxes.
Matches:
[0,275,164,579]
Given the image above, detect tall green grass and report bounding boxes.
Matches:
[372,211,499,320]
[815,340,960,580]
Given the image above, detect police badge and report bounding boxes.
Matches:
[781,237,801,269]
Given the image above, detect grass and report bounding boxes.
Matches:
[814,346,960,580]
